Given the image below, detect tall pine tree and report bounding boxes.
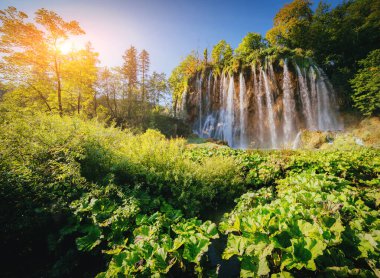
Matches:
[122,46,138,101]
[122,46,138,118]
[139,49,150,103]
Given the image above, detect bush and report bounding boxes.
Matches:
[0,112,245,276]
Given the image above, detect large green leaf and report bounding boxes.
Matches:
[223,234,248,260]
[297,220,321,239]
[240,254,270,277]
[200,220,219,238]
[182,235,210,263]
[76,225,102,251]
[290,237,325,270]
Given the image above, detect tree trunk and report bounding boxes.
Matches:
[54,55,63,116]
[173,97,178,118]
[77,90,81,114]
[142,68,145,103]
[93,90,98,117]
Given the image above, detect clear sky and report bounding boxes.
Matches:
[0,0,343,76]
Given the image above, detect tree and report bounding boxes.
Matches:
[265,0,312,48]
[63,42,99,115]
[147,72,168,106]
[139,49,150,103]
[97,67,125,120]
[122,46,138,119]
[307,0,380,107]
[169,52,201,115]
[203,48,208,65]
[350,49,380,116]
[122,46,138,100]
[235,32,264,63]
[97,67,115,117]
[0,6,85,116]
[211,40,233,74]
[35,8,84,115]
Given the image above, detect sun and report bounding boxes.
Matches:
[57,40,74,54]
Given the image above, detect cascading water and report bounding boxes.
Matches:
[309,66,318,122]
[253,66,264,145]
[282,59,295,143]
[262,67,277,148]
[189,58,341,149]
[292,131,302,149]
[206,72,212,115]
[223,75,235,146]
[239,72,246,148]
[314,67,341,130]
[180,88,187,117]
[196,74,203,135]
[296,65,315,130]
[214,74,229,140]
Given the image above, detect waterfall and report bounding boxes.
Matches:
[206,72,212,115]
[223,74,235,146]
[189,58,342,149]
[262,68,277,148]
[201,114,216,137]
[292,131,302,149]
[282,59,295,143]
[296,64,314,129]
[196,74,203,135]
[180,88,187,118]
[253,66,264,146]
[309,67,320,122]
[214,74,228,140]
[314,67,340,130]
[239,72,246,148]
[197,72,214,137]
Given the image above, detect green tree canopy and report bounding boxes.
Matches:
[265,0,312,48]
[211,40,233,74]
[350,49,380,116]
[235,32,264,63]
[169,52,201,113]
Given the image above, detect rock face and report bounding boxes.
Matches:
[181,59,343,149]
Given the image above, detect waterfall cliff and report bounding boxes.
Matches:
[182,59,342,149]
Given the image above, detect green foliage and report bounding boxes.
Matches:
[1,111,380,277]
[350,49,380,116]
[220,172,380,277]
[308,0,380,105]
[64,185,219,277]
[211,40,233,75]
[265,0,313,48]
[235,33,264,63]
[169,51,202,112]
[0,111,232,276]
[98,212,218,277]
[284,149,380,185]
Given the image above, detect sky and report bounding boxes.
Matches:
[0,0,343,76]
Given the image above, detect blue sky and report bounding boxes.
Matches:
[0,0,343,76]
